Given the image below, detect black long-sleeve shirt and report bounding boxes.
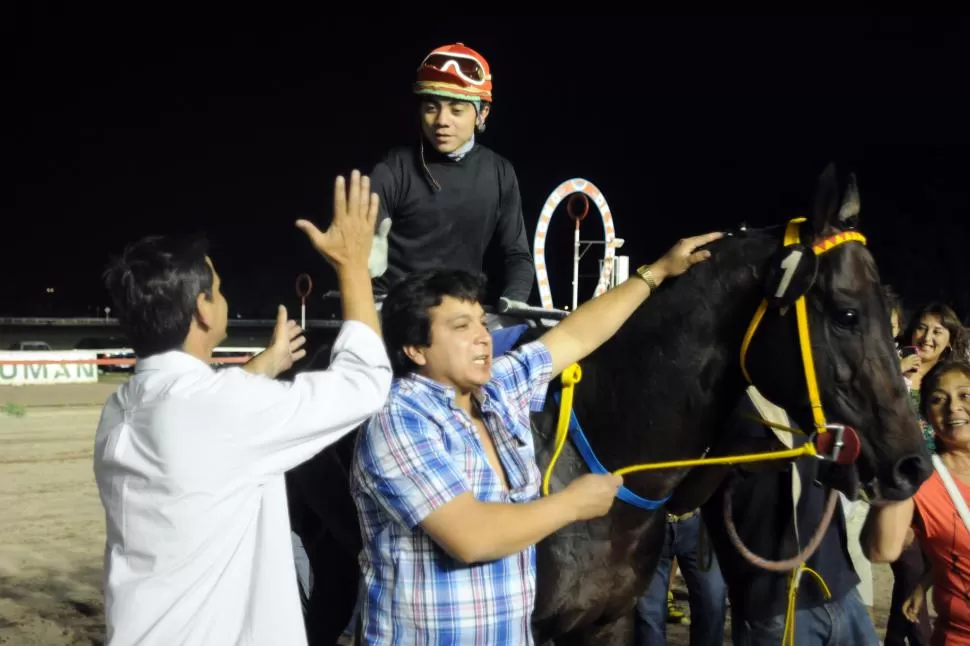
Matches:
[368,142,535,302]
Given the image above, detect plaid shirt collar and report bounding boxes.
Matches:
[401,370,498,413]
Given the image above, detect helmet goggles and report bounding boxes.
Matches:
[419,51,488,86]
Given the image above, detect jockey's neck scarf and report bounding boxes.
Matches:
[448,135,475,161]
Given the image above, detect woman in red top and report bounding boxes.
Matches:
[864,360,970,645]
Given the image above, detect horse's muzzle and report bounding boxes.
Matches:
[868,451,933,501]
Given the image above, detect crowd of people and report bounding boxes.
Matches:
[642,293,970,646]
[89,41,969,646]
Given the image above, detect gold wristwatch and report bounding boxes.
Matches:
[636,264,659,290]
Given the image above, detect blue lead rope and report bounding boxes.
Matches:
[552,392,671,511]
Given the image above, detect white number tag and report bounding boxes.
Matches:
[773,249,804,299]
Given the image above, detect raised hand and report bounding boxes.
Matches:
[295,170,380,272]
[244,305,307,378]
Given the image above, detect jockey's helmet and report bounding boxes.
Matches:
[413,43,492,105]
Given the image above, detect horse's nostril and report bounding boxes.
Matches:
[892,453,932,494]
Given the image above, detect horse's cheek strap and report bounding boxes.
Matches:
[740,217,804,385]
[795,294,827,430]
[741,217,828,430]
[740,301,768,384]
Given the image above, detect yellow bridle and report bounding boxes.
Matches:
[740,217,868,432]
[540,217,867,646]
[542,217,868,493]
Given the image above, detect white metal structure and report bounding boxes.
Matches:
[533,178,628,310]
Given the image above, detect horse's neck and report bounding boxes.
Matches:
[570,234,780,495]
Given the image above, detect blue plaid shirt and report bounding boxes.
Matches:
[350,340,553,645]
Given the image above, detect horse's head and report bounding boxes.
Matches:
[742,163,933,502]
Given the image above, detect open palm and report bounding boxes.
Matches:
[296,170,380,269]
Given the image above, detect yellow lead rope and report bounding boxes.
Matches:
[543,363,819,490]
[543,362,833,641]
[543,363,833,643]
[783,565,832,646]
[542,363,582,497]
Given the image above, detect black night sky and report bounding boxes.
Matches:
[10,7,970,322]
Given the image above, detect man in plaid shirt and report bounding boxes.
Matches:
[351,231,723,644]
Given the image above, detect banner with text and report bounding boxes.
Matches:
[0,352,100,386]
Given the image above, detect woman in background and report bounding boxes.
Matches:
[885,302,968,645]
[864,360,970,645]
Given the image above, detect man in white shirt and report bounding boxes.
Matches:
[93,170,391,646]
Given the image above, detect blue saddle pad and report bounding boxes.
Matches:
[491,324,529,357]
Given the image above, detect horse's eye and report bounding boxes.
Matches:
[834,308,859,328]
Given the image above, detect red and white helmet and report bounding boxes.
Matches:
[413,42,492,104]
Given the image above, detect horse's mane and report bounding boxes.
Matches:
[618,225,785,351]
[519,224,788,412]
[526,225,788,496]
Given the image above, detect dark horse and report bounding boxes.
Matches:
[284,164,933,645]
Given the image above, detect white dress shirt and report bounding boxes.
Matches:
[93,320,391,646]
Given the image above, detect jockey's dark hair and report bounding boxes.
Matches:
[102,234,214,358]
[919,359,970,420]
[381,268,488,377]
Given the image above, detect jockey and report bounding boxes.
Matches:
[366,42,535,306]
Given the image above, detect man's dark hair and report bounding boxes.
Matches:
[102,234,214,358]
[381,269,488,377]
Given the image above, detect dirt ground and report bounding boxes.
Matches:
[0,403,109,645]
[0,383,919,645]
[0,381,119,410]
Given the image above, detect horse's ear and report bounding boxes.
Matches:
[812,163,839,236]
[812,163,860,235]
[838,173,861,230]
